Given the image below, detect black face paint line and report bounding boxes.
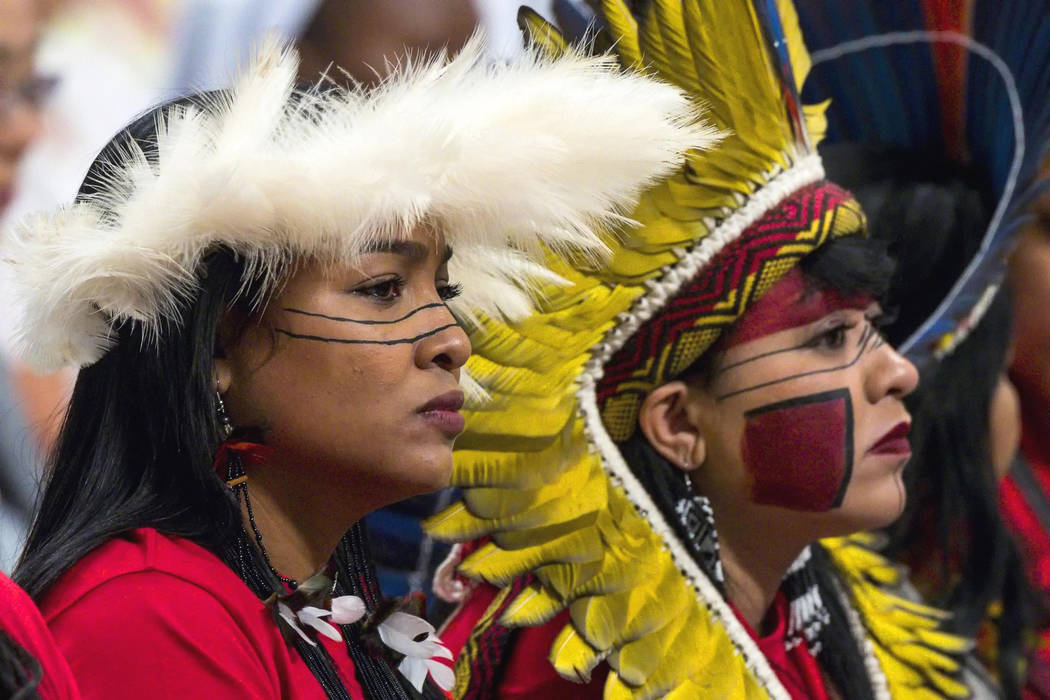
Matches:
[715,321,881,401]
[715,339,815,375]
[283,302,447,325]
[275,322,461,346]
[741,387,855,511]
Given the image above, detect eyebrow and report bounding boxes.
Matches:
[361,240,454,263]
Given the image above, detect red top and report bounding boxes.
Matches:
[38,528,366,699]
[1000,410,1050,698]
[0,572,80,699]
[729,592,829,700]
[443,581,826,698]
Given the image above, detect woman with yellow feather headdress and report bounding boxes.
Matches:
[428,1,990,698]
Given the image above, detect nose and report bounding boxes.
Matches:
[865,340,920,403]
[415,308,471,373]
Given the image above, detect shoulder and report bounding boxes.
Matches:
[0,572,81,699]
[40,529,286,699]
[0,570,48,642]
[40,528,249,620]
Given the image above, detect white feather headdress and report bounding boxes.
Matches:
[2,35,719,372]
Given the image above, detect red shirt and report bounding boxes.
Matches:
[38,528,366,699]
[0,571,80,699]
[444,581,826,699]
[730,592,829,700]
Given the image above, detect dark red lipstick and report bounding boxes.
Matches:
[418,390,465,436]
[868,421,911,456]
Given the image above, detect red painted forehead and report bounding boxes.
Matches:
[723,266,871,348]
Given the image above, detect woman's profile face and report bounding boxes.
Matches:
[689,268,919,534]
[220,227,470,504]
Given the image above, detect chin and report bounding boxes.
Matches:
[834,482,907,533]
[403,451,454,495]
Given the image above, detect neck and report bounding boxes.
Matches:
[713,504,809,632]
[240,455,381,582]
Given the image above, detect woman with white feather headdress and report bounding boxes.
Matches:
[3,36,711,698]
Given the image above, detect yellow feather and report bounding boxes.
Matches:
[599,0,644,69]
[651,0,704,95]
[535,558,606,599]
[517,6,570,58]
[498,581,566,627]
[551,625,606,684]
[463,528,603,586]
[449,420,589,489]
[462,448,603,518]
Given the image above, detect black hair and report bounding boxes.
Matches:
[824,143,1034,698]
[0,632,41,700]
[620,234,893,700]
[14,97,440,699]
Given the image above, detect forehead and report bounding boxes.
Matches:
[722,266,870,348]
[278,235,454,286]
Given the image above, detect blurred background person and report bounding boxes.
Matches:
[1,7,83,700]
[1002,158,1050,696]
[1,0,55,574]
[1,0,174,572]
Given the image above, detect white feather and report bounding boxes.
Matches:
[3,33,721,371]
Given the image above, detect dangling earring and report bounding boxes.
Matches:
[214,390,298,590]
[215,390,233,438]
[673,461,724,587]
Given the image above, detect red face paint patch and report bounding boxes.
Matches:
[724,267,870,348]
[740,388,854,511]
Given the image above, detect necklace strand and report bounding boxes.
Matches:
[224,449,299,589]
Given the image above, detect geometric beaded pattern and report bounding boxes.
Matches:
[597,181,865,441]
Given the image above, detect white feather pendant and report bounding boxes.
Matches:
[3,33,720,372]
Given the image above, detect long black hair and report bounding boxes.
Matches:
[620,234,895,700]
[824,143,1034,698]
[14,98,439,699]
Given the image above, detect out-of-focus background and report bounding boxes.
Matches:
[0,0,567,586]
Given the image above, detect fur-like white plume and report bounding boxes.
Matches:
[3,34,720,371]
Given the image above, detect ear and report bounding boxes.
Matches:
[213,356,232,394]
[213,313,235,394]
[638,380,705,473]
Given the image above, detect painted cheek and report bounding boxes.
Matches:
[740,388,854,511]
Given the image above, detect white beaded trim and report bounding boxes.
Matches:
[576,155,824,698]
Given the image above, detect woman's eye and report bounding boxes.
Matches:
[438,282,463,301]
[810,323,853,350]
[356,277,404,300]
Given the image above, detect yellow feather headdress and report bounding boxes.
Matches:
[428,2,973,698]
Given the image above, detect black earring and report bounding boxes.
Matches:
[216,391,233,438]
[675,489,723,586]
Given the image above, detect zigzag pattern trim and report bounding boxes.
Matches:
[597,179,856,440]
